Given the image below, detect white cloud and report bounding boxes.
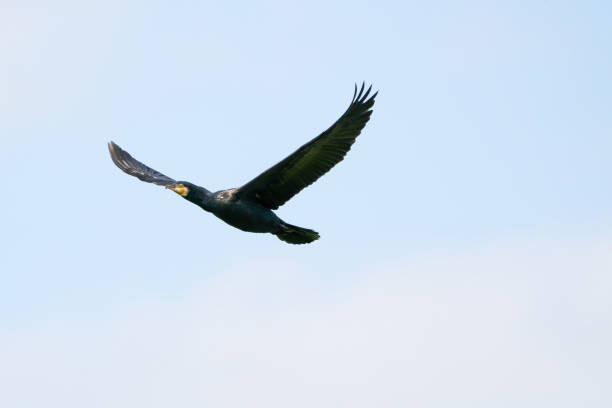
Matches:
[1,238,611,407]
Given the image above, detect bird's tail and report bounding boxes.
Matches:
[275,223,320,244]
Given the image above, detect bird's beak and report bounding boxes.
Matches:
[166,183,189,196]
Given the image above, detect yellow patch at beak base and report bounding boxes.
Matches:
[168,183,189,197]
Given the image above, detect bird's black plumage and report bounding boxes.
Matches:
[109,142,176,186]
[237,83,377,209]
[108,83,377,244]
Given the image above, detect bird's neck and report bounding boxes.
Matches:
[186,187,213,210]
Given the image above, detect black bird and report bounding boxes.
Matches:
[109,83,377,244]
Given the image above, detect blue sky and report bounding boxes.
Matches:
[1,1,611,407]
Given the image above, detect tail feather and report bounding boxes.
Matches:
[275,223,320,244]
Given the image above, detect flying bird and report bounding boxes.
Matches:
[109,83,377,244]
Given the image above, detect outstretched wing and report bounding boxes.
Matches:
[236,83,377,210]
[108,141,176,186]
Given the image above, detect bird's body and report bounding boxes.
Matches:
[195,186,282,233]
[213,199,280,234]
[109,84,377,244]
[177,182,319,243]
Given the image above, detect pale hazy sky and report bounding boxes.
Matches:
[1,1,611,407]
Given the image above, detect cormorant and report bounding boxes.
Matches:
[108,83,377,244]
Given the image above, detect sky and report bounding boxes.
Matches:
[1,0,611,406]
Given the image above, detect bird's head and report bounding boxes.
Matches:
[166,181,192,197]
